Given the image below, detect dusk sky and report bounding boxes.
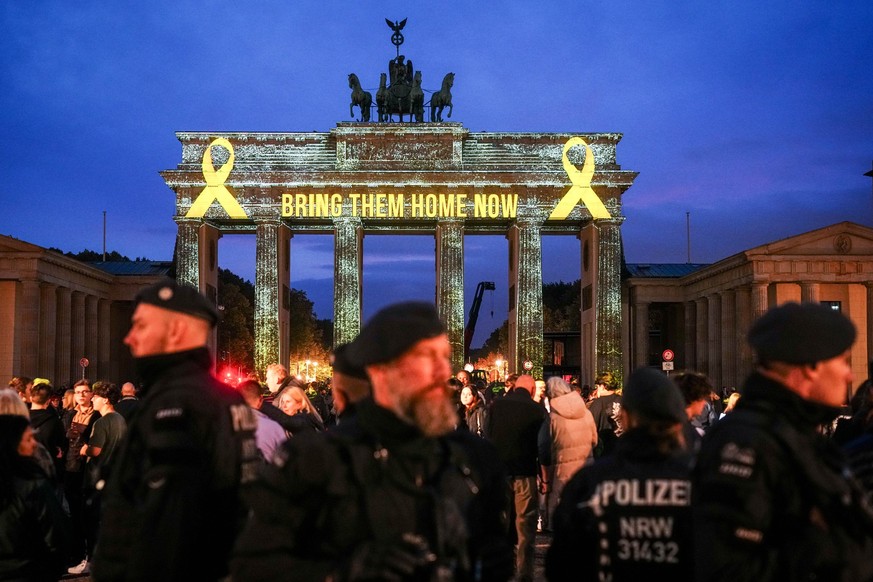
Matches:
[3,1,872,348]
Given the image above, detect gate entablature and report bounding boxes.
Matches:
[164,125,635,230]
[163,123,637,379]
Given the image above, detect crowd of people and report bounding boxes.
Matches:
[2,278,873,581]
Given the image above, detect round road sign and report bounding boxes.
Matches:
[80,357,90,368]
[662,349,674,362]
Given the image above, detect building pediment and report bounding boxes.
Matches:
[0,234,46,254]
[745,221,873,257]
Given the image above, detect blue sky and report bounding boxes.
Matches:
[2,1,872,347]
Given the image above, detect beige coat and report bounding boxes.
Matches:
[546,391,598,512]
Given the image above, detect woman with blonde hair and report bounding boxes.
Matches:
[62,388,75,413]
[275,385,324,433]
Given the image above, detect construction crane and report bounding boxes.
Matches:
[464,281,495,362]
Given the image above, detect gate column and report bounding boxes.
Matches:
[174,219,201,289]
[436,219,465,372]
[333,215,363,346]
[508,208,544,379]
[595,218,624,381]
[255,219,291,379]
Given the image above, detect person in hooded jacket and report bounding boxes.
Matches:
[538,376,598,528]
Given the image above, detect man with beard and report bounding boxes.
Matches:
[232,301,514,581]
[90,279,259,582]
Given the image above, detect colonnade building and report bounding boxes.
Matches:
[624,221,873,391]
[0,235,170,384]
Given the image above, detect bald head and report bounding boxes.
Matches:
[515,374,536,397]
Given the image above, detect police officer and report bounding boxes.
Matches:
[692,302,873,581]
[546,366,695,581]
[232,301,513,581]
[91,279,258,582]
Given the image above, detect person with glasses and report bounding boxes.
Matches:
[62,378,100,572]
[69,381,127,576]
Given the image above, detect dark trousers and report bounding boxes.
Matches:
[63,470,87,562]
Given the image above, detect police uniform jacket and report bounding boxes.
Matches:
[231,397,514,581]
[692,372,873,582]
[546,427,695,581]
[91,347,258,582]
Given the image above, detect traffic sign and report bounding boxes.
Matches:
[523,360,533,371]
[662,361,675,371]
[80,357,90,368]
[662,349,674,362]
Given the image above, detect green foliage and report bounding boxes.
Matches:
[217,269,255,374]
[288,288,330,365]
[471,279,582,360]
[55,248,135,262]
[543,280,581,331]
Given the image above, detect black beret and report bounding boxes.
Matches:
[346,301,446,367]
[621,367,686,424]
[135,278,221,327]
[748,302,855,365]
[330,343,368,380]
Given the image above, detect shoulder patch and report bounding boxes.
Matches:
[155,407,183,420]
[718,442,756,478]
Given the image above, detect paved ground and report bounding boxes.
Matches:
[61,532,554,582]
[534,530,552,580]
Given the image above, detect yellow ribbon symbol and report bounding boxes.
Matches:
[185,138,248,219]
[548,137,611,220]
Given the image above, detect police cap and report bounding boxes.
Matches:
[748,302,855,365]
[346,301,445,367]
[621,367,686,424]
[330,343,368,380]
[135,278,221,327]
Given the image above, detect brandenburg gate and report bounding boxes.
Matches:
[162,124,637,380]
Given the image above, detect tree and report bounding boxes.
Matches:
[543,280,581,331]
[469,279,583,366]
[217,270,255,377]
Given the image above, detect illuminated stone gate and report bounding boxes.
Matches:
[161,123,637,380]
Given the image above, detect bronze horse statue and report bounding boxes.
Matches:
[375,73,389,122]
[409,71,424,122]
[348,73,372,122]
[376,69,419,123]
[429,72,454,122]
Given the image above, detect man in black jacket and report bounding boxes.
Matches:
[486,374,547,582]
[28,381,66,480]
[91,279,259,582]
[232,301,513,581]
[693,302,873,581]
